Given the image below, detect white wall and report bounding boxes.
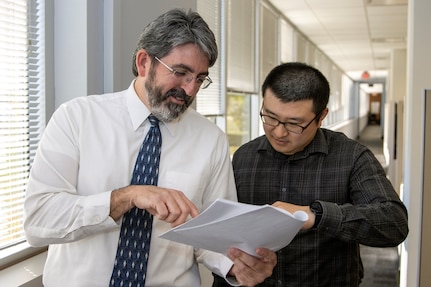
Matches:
[327,119,358,140]
[389,49,407,103]
[400,0,431,286]
[54,0,93,107]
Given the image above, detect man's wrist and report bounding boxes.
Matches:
[310,201,323,229]
[110,186,135,220]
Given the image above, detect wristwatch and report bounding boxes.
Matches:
[310,201,323,229]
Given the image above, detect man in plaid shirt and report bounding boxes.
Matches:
[213,62,408,287]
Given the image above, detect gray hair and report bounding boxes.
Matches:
[132,9,218,76]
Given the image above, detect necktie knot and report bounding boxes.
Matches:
[148,114,159,127]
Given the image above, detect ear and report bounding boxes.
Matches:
[317,108,329,127]
[135,49,151,77]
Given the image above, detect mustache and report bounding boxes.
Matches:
[162,88,191,104]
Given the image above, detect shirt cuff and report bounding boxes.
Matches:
[219,256,241,286]
[83,190,116,227]
[317,200,343,234]
[224,276,241,286]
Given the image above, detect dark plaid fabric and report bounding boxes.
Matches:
[213,128,408,287]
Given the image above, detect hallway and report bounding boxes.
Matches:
[356,124,400,287]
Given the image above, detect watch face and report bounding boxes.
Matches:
[311,202,323,213]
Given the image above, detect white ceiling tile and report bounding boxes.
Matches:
[268,0,308,11]
[270,0,409,73]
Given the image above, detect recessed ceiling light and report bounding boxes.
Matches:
[371,37,406,43]
[367,0,408,6]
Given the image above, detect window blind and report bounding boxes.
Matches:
[260,4,278,85]
[197,0,223,116]
[226,0,256,93]
[280,19,294,63]
[294,30,307,63]
[0,0,44,251]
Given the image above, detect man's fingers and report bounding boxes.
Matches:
[226,247,276,286]
[255,247,277,265]
[176,191,199,217]
[148,188,198,226]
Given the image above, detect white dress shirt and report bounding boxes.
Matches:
[24,81,237,287]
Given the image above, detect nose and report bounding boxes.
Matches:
[180,79,199,96]
[273,123,289,137]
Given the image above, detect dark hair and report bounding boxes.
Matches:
[132,9,218,76]
[261,62,330,114]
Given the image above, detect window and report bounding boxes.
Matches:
[227,0,255,93]
[280,19,294,63]
[260,3,278,85]
[0,0,45,264]
[226,93,251,154]
[197,0,223,117]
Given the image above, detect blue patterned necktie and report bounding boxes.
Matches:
[110,114,162,287]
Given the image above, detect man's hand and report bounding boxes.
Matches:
[227,247,277,286]
[110,185,199,226]
[272,201,315,230]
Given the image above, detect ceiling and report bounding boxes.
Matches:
[268,0,408,81]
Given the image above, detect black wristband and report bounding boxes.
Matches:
[310,201,323,229]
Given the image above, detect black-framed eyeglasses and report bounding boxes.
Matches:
[154,56,213,89]
[260,108,323,134]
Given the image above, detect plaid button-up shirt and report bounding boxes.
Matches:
[213,128,408,287]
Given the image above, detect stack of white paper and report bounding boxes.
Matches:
[159,198,308,257]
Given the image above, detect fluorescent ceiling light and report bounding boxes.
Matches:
[367,0,408,6]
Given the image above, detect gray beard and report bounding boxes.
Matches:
[145,80,193,122]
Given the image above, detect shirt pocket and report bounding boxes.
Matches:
[161,171,206,209]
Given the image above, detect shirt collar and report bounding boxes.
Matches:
[125,80,181,136]
[302,129,328,156]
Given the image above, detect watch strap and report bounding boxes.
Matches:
[310,201,323,229]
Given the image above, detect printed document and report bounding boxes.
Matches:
[160,198,308,257]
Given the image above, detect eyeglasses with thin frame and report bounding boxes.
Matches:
[154,56,213,89]
[259,107,323,134]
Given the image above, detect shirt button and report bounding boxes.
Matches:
[94,216,101,223]
[281,188,287,192]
